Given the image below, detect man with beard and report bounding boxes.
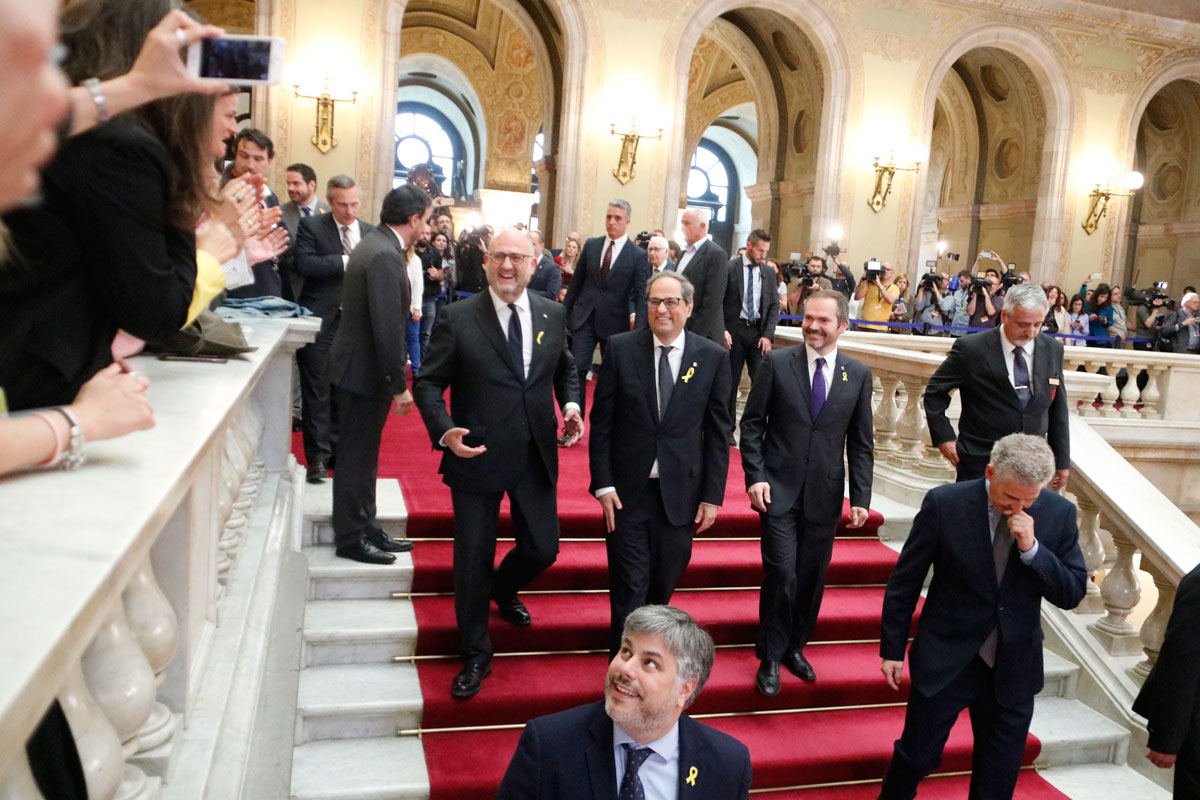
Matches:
[495,605,751,799]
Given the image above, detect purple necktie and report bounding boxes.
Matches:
[811,357,827,419]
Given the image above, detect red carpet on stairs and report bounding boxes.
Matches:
[294,380,1068,799]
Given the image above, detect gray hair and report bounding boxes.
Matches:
[1005,283,1050,315]
[648,235,669,251]
[647,270,695,305]
[989,433,1055,487]
[621,605,715,708]
[326,174,357,197]
[608,198,632,221]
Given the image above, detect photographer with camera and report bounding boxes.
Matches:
[947,269,974,335]
[788,255,833,315]
[914,271,956,335]
[1162,291,1200,354]
[1130,283,1169,351]
[966,257,1005,329]
[854,260,898,331]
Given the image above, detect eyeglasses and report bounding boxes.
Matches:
[489,252,529,265]
[648,297,684,309]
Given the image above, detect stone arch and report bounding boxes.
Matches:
[394,52,488,193]
[665,0,854,247]
[905,22,1076,284]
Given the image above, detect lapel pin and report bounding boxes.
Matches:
[682,364,696,383]
[841,371,848,382]
[542,312,548,319]
[536,331,544,345]
[686,766,698,786]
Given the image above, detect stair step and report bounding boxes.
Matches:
[290,736,428,800]
[1038,762,1171,799]
[304,479,407,545]
[303,599,417,666]
[305,546,413,600]
[296,663,423,743]
[407,538,898,594]
[1040,650,1078,700]
[1028,696,1129,768]
[412,587,917,656]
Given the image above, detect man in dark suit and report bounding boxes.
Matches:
[1135,562,1200,796]
[294,175,375,484]
[415,228,584,698]
[878,434,1087,799]
[562,199,651,417]
[279,162,330,302]
[527,230,562,301]
[924,283,1070,488]
[675,208,728,345]
[326,183,430,565]
[647,235,675,274]
[496,605,752,800]
[739,290,874,695]
[589,272,732,656]
[723,228,779,422]
[1160,291,1200,354]
[220,128,283,299]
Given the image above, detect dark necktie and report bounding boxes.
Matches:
[618,744,653,800]
[507,303,524,381]
[301,205,312,217]
[657,345,673,420]
[1012,346,1031,408]
[979,514,1012,667]
[341,225,353,256]
[601,240,614,282]
[744,266,757,322]
[810,357,827,419]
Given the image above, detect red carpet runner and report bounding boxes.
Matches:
[294,381,1068,798]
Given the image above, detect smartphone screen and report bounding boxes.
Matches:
[199,38,273,81]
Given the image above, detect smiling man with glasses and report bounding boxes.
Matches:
[416,227,584,699]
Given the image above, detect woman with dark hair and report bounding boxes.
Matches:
[1081,281,1115,347]
[0,0,233,410]
[1043,285,1068,334]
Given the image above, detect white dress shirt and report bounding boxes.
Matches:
[999,326,1034,392]
[985,478,1040,562]
[805,344,837,391]
[601,234,630,269]
[339,219,362,268]
[489,288,533,377]
[613,721,679,800]
[677,240,700,274]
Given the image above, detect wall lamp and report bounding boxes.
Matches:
[293,78,358,154]
[610,117,662,185]
[1081,171,1143,235]
[867,146,926,213]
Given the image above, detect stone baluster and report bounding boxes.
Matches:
[1063,363,1097,417]
[872,372,902,455]
[81,608,158,775]
[915,419,956,481]
[122,559,179,758]
[1089,360,1121,417]
[1141,366,1165,420]
[1073,494,1105,614]
[890,377,927,469]
[1087,529,1145,655]
[58,663,128,800]
[0,754,46,800]
[1132,561,1176,682]
[1118,359,1143,419]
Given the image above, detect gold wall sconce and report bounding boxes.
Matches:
[867,146,926,213]
[1081,171,1143,235]
[293,78,358,154]
[610,117,662,185]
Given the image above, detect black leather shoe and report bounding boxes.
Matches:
[495,594,532,626]
[784,650,817,682]
[334,539,396,565]
[756,660,781,696]
[365,528,413,553]
[450,661,492,698]
[306,461,328,484]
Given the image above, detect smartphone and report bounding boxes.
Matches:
[187,35,286,86]
[157,354,229,364]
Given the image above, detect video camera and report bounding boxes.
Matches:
[918,270,942,290]
[634,230,652,250]
[863,259,884,279]
[1126,281,1169,307]
[999,269,1023,290]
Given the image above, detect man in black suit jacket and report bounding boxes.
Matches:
[415,228,584,699]
[1160,292,1200,354]
[562,199,651,417]
[527,230,562,301]
[879,434,1086,799]
[496,605,751,800]
[646,235,675,275]
[279,162,331,302]
[924,282,1070,488]
[739,290,874,695]
[676,208,728,344]
[1135,562,1200,796]
[294,176,375,484]
[326,184,430,565]
[590,272,733,656]
[723,228,780,422]
[220,129,283,299]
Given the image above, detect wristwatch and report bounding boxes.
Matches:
[54,407,86,470]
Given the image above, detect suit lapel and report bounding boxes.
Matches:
[528,294,551,383]
[664,332,701,419]
[819,352,852,420]
[677,716,698,797]
[969,480,1001,592]
[791,347,814,423]
[986,329,1020,408]
[472,293,515,372]
[585,704,617,800]
[1031,335,1051,402]
[633,329,660,423]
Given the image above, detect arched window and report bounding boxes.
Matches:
[394,102,466,195]
[688,139,739,253]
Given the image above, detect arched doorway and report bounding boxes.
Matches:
[393,102,468,197]
[687,139,739,253]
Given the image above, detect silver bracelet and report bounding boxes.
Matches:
[53,407,87,471]
[82,78,110,124]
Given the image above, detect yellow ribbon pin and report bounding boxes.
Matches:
[682,366,695,383]
[686,766,698,786]
[841,370,848,382]
[536,331,544,345]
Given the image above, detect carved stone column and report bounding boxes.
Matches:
[1088,529,1145,655]
[122,560,180,757]
[1074,495,1105,614]
[1132,562,1175,682]
[872,372,902,455]
[890,377,928,469]
[1089,360,1121,418]
[1120,361,1145,419]
[1141,366,1164,420]
[0,754,46,800]
[81,608,157,759]
[58,664,126,800]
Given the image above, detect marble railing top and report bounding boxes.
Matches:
[0,317,318,775]
[1068,415,1200,585]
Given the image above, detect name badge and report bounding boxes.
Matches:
[1048,378,1060,386]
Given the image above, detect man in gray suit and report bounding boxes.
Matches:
[279,163,330,302]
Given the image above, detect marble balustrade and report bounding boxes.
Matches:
[0,318,317,797]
